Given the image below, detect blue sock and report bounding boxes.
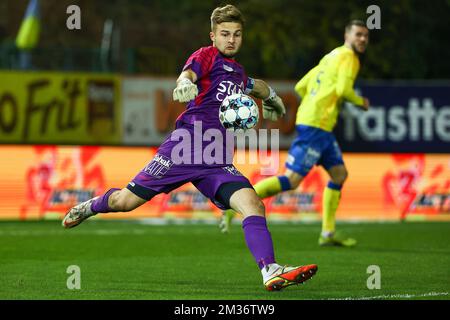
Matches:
[278,176,292,191]
[327,181,342,191]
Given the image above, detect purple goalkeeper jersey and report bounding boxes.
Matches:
[176,46,254,131]
[128,46,255,207]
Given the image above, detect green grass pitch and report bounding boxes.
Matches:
[0,220,449,300]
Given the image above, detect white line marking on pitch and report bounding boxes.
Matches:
[329,292,449,300]
[0,229,148,236]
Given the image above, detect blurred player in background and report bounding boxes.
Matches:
[62,4,317,291]
[221,20,370,247]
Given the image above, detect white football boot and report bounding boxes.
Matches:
[62,197,99,229]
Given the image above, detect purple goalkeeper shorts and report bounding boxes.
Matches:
[126,124,252,210]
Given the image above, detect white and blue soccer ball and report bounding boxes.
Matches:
[219,93,259,132]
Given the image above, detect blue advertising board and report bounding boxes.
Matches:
[334,81,450,153]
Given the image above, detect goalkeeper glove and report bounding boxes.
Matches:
[262,86,286,121]
[173,78,198,103]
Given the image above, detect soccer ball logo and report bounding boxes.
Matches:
[219,93,259,132]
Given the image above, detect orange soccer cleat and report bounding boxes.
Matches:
[264,264,318,291]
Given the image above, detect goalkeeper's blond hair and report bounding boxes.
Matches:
[210,4,245,31]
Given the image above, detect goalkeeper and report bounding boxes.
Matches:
[221,20,370,247]
[63,5,318,291]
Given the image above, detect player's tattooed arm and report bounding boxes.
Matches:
[173,69,199,102]
[250,79,286,121]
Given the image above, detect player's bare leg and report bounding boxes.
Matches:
[319,164,356,247]
[62,188,146,229]
[229,187,317,291]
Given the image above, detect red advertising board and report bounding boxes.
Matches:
[1,145,449,221]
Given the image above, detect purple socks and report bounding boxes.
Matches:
[242,216,276,269]
[91,188,120,213]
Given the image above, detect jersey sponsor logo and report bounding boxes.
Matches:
[216,80,245,101]
[223,64,234,72]
[143,154,173,178]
